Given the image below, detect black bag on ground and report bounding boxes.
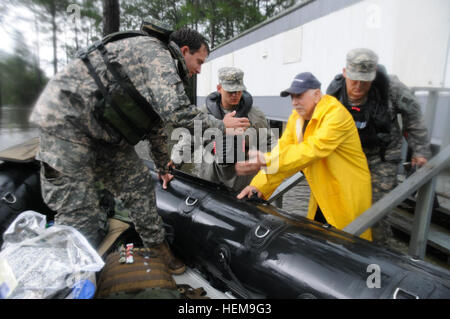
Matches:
[0,161,55,246]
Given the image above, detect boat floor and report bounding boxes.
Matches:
[173,267,234,299]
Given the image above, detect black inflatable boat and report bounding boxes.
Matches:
[148,161,450,299]
[1,150,450,299]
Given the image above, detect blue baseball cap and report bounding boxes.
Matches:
[280,72,321,97]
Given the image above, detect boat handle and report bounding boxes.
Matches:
[393,287,419,299]
[185,197,198,206]
[1,192,17,204]
[255,225,270,238]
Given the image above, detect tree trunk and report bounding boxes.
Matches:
[207,0,217,48]
[74,24,79,52]
[34,15,42,86]
[50,0,58,75]
[103,0,120,36]
[210,22,215,48]
[0,76,2,107]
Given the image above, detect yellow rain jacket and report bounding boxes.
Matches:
[251,95,372,240]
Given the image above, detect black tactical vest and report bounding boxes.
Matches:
[326,70,392,158]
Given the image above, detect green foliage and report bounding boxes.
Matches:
[174,0,301,48]
[4,0,302,72]
[0,0,302,99]
[64,0,102,61]
[0,0,303,110]
[120,0,302,48]
[121,0,181,30]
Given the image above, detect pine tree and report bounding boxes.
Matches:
[103,0,120,36]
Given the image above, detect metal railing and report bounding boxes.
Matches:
[344,144,450,259]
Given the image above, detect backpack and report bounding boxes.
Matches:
[95,246,180,299]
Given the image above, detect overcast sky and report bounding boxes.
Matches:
[0,6,32,54]
[0,5,66,77]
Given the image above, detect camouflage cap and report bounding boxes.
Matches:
[218,67,246,92]
[346,48,379,81]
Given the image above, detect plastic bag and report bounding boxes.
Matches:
[0,211,105,299]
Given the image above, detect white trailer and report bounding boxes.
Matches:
[197,0,450,146]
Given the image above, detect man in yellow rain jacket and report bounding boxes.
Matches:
[236,72,372,240]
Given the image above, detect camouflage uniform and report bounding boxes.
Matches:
[171,67,273,192]
[30,35,224,248]
[327,48,431,246]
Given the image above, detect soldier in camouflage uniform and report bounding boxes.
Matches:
[327,48,431,247]
[30,26,250,275]
[172,67,273,191]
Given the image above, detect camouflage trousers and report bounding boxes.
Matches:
[37,132,165,248]
[367,154,400,246]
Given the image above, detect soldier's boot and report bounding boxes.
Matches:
[152,241,186,275]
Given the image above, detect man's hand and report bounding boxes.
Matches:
[237,185,263,200]
[411,156,427,168]
[158,161,175,190]
[223,111,250,132]
[235,150,266,176]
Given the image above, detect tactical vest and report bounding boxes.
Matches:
[327,70,392,159]
[77,23,188,145]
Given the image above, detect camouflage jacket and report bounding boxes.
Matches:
[327,72,431,161]
[171,95,273,191]
[30,36,224,174]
